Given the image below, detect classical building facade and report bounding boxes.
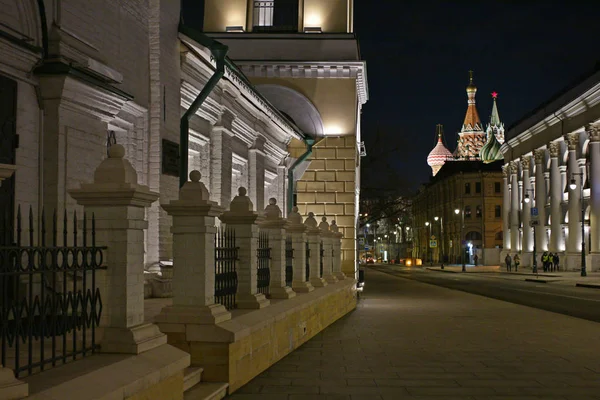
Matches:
[413,161,504,265]
[500,65,600,270]
[203,0,368,275]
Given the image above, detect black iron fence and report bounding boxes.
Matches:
[320,241,324,278]
[305,241,310,281]
[257,231,271,295]
[0,206,105,378]
[285,236,293,287]
[215,227,238,310]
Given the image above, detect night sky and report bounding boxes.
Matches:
[182,1,600,194]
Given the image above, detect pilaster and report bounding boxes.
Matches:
[534,149,548,251]
[305,212,327,288]
[319,217,338,283]
[566,133,581,256]
[331,220,346,280]
[502,165,511,251]
[509,161,520,252]
[521,157,533,253]
[587,124,600,254]
[549,142,563,252]
[287,207,314,292]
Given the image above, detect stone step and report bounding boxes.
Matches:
[184,382,228,400]
[183,367,203,392]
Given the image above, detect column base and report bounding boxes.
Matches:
[588,253,600,272]
[269,286,297,299]
[155,303,232,325]
[0,366,28,400]
[291,280,314,293]
[99,323,167,355]
[565,253,585,272]
[324,274,338,284]
[310,277,328,288]
[237,293,270,309]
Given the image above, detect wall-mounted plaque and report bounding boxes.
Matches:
[162,139,180,177]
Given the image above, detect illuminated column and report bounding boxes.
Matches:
[534,149,548,251]
[587,124,600,254]
[548,142,563,252]
[502,165,511,251]
[521,157,533,252]
[566,133,581,256]
[510,161,520,252]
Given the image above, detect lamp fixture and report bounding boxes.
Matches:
[569,178,577,190]
[425,221,430,226]
[524,194,530,203]
[304,26,322,33]
[434,216,439,221]
[454,208,460,214]
[226,26,245,32]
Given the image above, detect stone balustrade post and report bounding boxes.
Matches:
[154,170,231,327]
[0,365,27,399]
[69,145,166,354]
[287,207,314,293]
[305,212,327,288]
[220,187,270,309]
[259,198,296,299]
[331,220,346,280]
[319,217,338,283]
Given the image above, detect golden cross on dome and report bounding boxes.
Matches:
[469,70,474,84]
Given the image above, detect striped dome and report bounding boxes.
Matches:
[480,129,503,163]
[427,136,453,167]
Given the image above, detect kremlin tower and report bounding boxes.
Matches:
[480,92,505,163]
[427,124,453,176]
[454,71,487,159]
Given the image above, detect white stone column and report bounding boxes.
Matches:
[318,216,338,283]
[287,207,314,292]
[69,145,166,354]
[566,133,581,257]
[331,220,346,280]
[548,142,563,252]
[155,171,231,326]
[220,187,270,309]
[587,124,600,255]
[260,198,296,299]
[277,165,287,217]
[510,161,520,252]
[305,212,327,288]
[521,157,533,253]
[534,149,548,251]
[210,126,234,207]
[502,165,511,252]
[248,136,266,212]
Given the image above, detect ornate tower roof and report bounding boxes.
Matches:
[427,124,453,176]
[455,71,487,159]
[487,91,505,144]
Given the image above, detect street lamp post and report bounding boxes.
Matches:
[524,191,537,274]
[434,216,444,268]
[425,222,432,265]
[570,173,586,277]
[455,208,466,272]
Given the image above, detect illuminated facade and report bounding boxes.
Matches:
[501,65,600,270]
[203,0,369,275]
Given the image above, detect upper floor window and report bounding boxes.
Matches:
[475,182,481,194]
[254,0,274,27]
[476,205,482,218]
[465,206,472,218]
[495,205,501,218]
[495,182,501,193]
[465,183,471,194]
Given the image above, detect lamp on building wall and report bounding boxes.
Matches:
[304,26,322,33]
[570,173,586,277]
[226,26,245,32]
[454,208,466,272]
[524,191,538,274]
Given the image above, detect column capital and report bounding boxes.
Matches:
[586,123,600,142]
[548,142,560,158]
[509,161,519,175]
[502,164,509,178]
[521,156,531,171]
[565,132,579,151]
[534,148,546,164]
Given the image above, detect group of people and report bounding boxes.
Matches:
[504,252,560,272]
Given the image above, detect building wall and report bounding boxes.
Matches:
[250,77,358,136]
[203,0,248,32]
[304,0,348,32]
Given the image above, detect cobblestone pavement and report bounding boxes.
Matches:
[227,267,600,400]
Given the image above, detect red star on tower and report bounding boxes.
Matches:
[491,91,498,99]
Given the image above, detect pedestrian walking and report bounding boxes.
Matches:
[548,253,554,272]
[505,254,512,272]
[542,252,549,272]
[473,254,478,266]
[514,253,520,272]
[553,253,560,272]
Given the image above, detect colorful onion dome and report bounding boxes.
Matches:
[427,126,453,168]
[480,129,503,163]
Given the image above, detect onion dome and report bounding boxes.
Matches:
[427,124,453,176]
[466,70,477,93]
[480,129,503,163]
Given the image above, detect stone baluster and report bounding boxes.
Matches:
[260,198,296,299]
[319,216,338,283]
[287,207,314,293]
[548,142,563,252]
[69,144,166,354]
[330,220,346,280]
[0,365,27,399]
[220,187,270,309]
[305,212,327,288]
[155,170,231,329]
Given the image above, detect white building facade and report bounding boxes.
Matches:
[500,66,600,270]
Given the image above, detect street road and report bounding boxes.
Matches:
[370,264,600,323]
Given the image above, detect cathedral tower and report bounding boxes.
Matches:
[455,71,487,159]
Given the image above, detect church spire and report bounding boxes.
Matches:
[455,70,486,159]
[462,70,482,130]
[486,91,505,145]
[490,91,501,127]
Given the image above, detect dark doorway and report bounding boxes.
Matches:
[0,75,17,246]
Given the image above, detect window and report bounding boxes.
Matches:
[465,231,483,241]
[495,231,503,241]
[475,182,481,194]
[465,183,471,194]
[495,205,501,218]
[476,205,482,218]
[495,182,501,193]
[465,206,471,218]
[254,0,274,27]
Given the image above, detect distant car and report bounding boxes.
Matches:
[366,256,374,264]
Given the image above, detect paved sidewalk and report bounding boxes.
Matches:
[227,268,600,400]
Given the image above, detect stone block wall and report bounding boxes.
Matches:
[296,136,358,276]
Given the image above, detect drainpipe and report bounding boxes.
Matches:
[287,137,316,214]
[179,42,229,188]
